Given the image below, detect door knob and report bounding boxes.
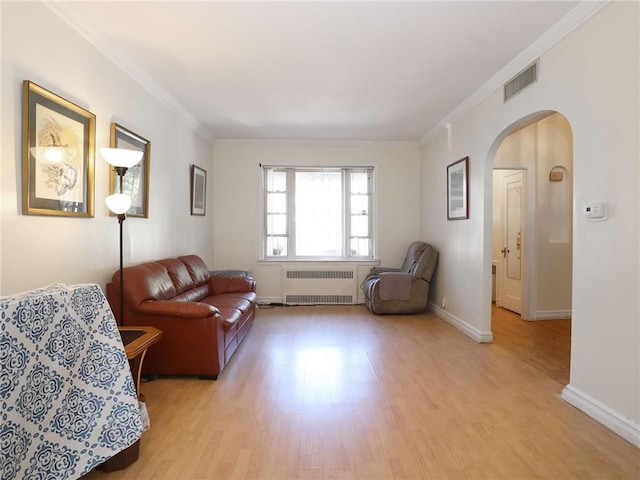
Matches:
[501,247,508,258]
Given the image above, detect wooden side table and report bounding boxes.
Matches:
[119,326,163,401]
[98,326,162,473]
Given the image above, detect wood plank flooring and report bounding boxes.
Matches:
[83,305,639,479]
[490,305,571,385]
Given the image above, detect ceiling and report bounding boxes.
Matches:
[53,1,581,143]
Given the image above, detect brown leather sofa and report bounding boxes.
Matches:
[106,255,256,379]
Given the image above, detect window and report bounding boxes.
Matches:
[264,166,374,260]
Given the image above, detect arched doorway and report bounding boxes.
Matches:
[488,111,573,385]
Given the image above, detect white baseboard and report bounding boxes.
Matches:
[561,384,640,448]
[530,309,572,320]
[429,302,493,343]
[257,297,284,305]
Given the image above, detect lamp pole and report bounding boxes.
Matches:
[117,212,126,326]
[101,147,142,326]
[114,165,127,327]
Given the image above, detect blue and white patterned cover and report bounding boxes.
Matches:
[1,283,143,480]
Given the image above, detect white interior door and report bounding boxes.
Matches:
[501,171,523,314]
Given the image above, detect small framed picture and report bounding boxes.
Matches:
[190,165,207,216]
[22,80,96,217]
[109,123,150,218]
[447,156,469,220]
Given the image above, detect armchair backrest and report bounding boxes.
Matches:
[409,244,439,283]
[400,241,429,273]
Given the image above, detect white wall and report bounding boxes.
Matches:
[533,115,573,314]
[422,2,639,443]
[0,2,214,295]
[211,140,421,302]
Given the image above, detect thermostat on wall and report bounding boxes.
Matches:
[584,201,607,221]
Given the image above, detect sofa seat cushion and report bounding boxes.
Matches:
[208,293,254,313]
[226,291,257,303]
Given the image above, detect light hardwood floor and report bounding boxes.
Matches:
[490,305,571,386]
[84,305,639,479]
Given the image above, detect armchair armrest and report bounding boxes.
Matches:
[377,272,415,301]
[362,266,401,287]
[368,266,401,276]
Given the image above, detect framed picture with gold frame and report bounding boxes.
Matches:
[22,80,95,217]
[108,123,150,218]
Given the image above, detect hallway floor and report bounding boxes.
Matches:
[491,305,571,385]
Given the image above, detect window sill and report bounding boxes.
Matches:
[258,258,380,265]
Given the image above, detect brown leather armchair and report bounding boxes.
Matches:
[362,241,439,314]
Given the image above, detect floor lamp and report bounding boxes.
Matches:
[101,148,143,326]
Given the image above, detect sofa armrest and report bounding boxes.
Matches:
[138,300,220,318]
[210,269,251,277]
[126,300,226,378]
[209,275,256,295]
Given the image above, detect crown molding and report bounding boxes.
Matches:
[419,0,611,146]
[213,138,419,148]
[44,1,214,144]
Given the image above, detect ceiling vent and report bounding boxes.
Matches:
[504,60,538,102]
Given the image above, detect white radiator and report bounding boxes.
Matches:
[282,268,357,305]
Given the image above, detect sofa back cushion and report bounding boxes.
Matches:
[177,255,210,287]
[157,258,194,294]
[173,285,210,303]
[116,262,177,308]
